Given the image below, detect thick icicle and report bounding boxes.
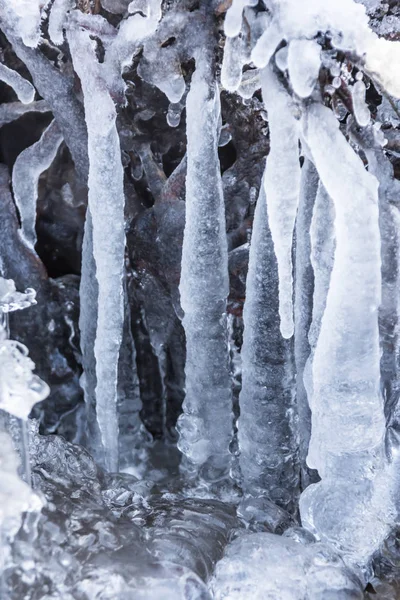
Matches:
[176,59,233,482]
[67,27,125,473]
[12,120,63,249]
[300,103,389,565]
[287,39,321,99]
[0,63,35,104]
[262,64,301,339]
[224,0,258,39]
[238,176,299,513]
[294,158,319,489]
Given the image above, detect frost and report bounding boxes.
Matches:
[48,0,75,46]
[12,119,63,248]
[262,65,301,339]
[0,63,35,104]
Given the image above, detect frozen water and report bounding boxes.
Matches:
[176,58,233,481]
[287,39,321,99]
[0,63,35,104]
[352,79,371,127]
[262,64,301,339]
[238,176,299,512]
[12,120,63,249]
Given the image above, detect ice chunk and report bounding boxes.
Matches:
[212,532,363,599]
[0,63,35,103]
[262,64,301,339]
[176,59,233,481]
[351,79,370,127]
[238,177,299,512]
[288,39,321,99]
[12,119,63,249]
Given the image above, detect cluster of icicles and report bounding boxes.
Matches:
[2,0,400,582]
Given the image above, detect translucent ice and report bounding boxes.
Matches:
[238,178,299,511]
[0,63,35,104]
[67,23,125,472]
[176,59,233,480]
[262,64,301,339]
[352,79,370,127]
[12,119,63,249]
[287,39,321,99]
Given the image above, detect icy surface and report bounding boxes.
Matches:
[262,64,301,339]
[12,120,63,249]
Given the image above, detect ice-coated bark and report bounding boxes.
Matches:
[294,158,319,489]
[0,63,35,104]
[176,60,233,481]
[12,120,63,249]
[352,79,370,127]
[0,100,49,128]
[287,39,321,99]
[300,103,388,565]
[261,64,301,339]
[238,177,299,512]
[68,28,125,473]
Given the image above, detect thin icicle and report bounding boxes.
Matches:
[300,103,388,566]
[0,100,49,128]
[352,79,370,127]
[67,25,125,473]
[12,119,63,249]
[0,63,35,104]
[239,176,299,513]
[294,158,319,489]
[176,59,233,482]
[261,64,301,339]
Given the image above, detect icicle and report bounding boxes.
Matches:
[0,63,35,104]
[239,176,299,513]
[67,27,126,473]
[0,100,49,128]
[221,29,249,93]
[293,158,319,489]
[352,79,370,127]
[12,120,63,249]
[224,0,257,39]
[237,68,260,100]
[261,64,301,339]
[300,102,388,566]
[287,39,321,99]
[48,0,75,46]
[176,59,233,482]
[251,21,282,69]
